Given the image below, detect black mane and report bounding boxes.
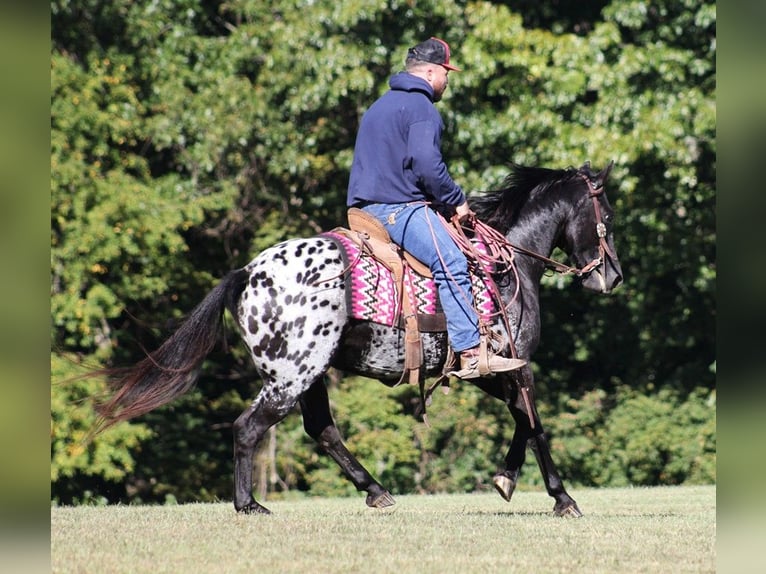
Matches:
[471,164,581,233]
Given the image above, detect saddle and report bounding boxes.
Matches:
[330,208,516,391]
[338,207,431,386]
[331,209,530,425]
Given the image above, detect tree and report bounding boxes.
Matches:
[51,0,715,503]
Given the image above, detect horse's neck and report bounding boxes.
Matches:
[499,204,568,354]
[505,209,562,279]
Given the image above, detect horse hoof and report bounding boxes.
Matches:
[367,491,396,509]
[237,501,271,515]
[554,503,583,518]
[492,473,516,502]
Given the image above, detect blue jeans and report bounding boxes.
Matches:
[361,202,480,352]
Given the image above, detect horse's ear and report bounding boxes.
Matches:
[593,160,614,189]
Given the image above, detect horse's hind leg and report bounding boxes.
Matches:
[233,393,296,515]
[299,380,395,508]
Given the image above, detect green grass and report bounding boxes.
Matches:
[51,485,715,573]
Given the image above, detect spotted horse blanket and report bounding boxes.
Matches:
[322,231,497,332]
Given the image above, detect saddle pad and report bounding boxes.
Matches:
[323,231,496,331]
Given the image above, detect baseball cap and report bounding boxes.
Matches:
[406,37,461,71]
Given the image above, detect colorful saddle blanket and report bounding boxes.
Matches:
[323,231,497,331]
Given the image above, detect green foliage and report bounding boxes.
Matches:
[50,354,152,503]
[51,50,234,355]
[51,0,716,504]
[542,386,716,487]
[121,385,247,504]
[267,377,421,498]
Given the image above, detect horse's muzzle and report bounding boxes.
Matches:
[581,263,622,293]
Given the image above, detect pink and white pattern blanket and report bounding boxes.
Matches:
[323,231,496,331]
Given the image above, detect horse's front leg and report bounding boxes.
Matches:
[528,430,582,517]
[492,422,525,503]
[492,371,582,517]
[473,375,525,504]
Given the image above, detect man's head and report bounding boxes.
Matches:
[405,37,460,102]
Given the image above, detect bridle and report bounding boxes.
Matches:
[583,172,617,262]
[514,174,616,279]
[449,171,617,283]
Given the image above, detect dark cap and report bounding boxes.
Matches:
[406,37,461,71]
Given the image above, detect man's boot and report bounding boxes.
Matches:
[448,346,526,380]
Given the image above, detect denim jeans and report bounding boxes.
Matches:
[361,202,480,352]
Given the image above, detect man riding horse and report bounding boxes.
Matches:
[347,37,525,379]
[91,37,623,518]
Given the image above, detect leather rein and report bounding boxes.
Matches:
[448,173,615,285]
[437,176,616,429]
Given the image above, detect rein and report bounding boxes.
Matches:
[449,175,615,281]
[445,214,537,429]
[435,177,614,428]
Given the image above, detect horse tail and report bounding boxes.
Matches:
[94,268,249,432]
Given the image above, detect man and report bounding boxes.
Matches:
[347,37,526,379]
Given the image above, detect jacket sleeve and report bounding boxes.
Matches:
[407,119,466,206]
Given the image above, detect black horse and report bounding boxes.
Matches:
[96,162,622,517]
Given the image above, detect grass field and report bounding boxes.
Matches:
[51,485,715,573]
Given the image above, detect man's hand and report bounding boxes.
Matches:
[455,200,475,224]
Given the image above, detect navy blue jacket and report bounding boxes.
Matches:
[347,72,465,207]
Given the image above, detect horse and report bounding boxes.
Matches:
[95,161,622,517]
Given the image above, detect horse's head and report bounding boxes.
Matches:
[472,161,624,293]
[559,161,623,293]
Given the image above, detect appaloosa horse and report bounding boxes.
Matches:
[96,162,622,517]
